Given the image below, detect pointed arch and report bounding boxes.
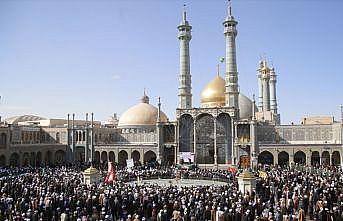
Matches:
[278,151,289,166]
[216,113,232,164]
[294,151,306,165]
[195,114,214,164]
[258,151,274,165]
[179,114,194,153]
[118,150,128,166]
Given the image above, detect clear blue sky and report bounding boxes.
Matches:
[0,0,342,124]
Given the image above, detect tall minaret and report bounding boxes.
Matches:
[257,61,263,111]
[260,60,271,111]
[223,0,239,110]
[177,5,192,109]
[269,67,278,114]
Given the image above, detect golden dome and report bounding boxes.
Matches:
[118,94,168,128]
[200,75,225,107]
[200,75,255,119]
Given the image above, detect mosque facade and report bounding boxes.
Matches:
[0,3,342,168]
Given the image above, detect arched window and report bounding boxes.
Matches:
[82,131,86,142]
[0,133,6,146]
[56,132,60,143]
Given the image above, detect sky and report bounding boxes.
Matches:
[0,0,342,124]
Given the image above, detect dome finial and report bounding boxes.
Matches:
[226,0,234,20]
[183,3,187,22]
[141,88,149,104]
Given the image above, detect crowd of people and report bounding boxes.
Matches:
[0,164,341,221]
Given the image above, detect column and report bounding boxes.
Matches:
[233,122,238,165]
[214,118,217,166]
[128,149,132,161]
[175,123,179,165]
[250,122,257,168]
[193,118,197,163]
[289,150,294,167]
[273,151,278,166]
[306,151,311,166]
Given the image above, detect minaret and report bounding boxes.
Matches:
[258,60,271,112]
[223,0,239,110]
[269,67,278,114]
[257,61,263,111]
[177,5,192,109]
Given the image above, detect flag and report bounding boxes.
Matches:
[228,167,237,173]
[104,161,116,184]
[259,171,267,179]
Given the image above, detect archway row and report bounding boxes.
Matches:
[7,150,66,167]
[94,150,157,166]
[258,150,341,166]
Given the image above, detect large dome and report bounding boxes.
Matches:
[200,75,254,119]
[200,75,225,107]
[118,93,168,128]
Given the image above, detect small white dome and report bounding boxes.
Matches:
[118,93,168,128]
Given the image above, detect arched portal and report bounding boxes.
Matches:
[332,151,341,166]
[94,151,100,164]
[109,151,115,162]
[132,150,140,163]
[311,151,320,166]
[23,152,30,166]
[258,151,274,165]
[101,151,108,163]
[278,151,289,167]
[36,152,42,166]
[118,150,128,166]
[195,114,214,164]
[322,151,330,165]
[216,113,232,164]
[0,133,7,146]
[179,114,194,153]
[294,151,306,165]
[55,150,65,165]
[9,153,19,166]
[144,150,157,163]
[56,132,60,143]
[0,155,6,166]
[75,146,85,163]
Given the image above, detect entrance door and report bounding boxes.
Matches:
[164,146,175,166]
[240,155,250,169]
[75,146,85,163]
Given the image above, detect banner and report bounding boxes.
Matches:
[259,171,267,179]
[179,152,194,163]
[104,161,116,184]
[126,159,134,168]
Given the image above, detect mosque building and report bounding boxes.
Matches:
[0,3,342,168]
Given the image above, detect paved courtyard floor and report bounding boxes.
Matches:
[127,178,228,187]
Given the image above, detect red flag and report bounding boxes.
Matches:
[228,167,237,173]
[104,162,116,184]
